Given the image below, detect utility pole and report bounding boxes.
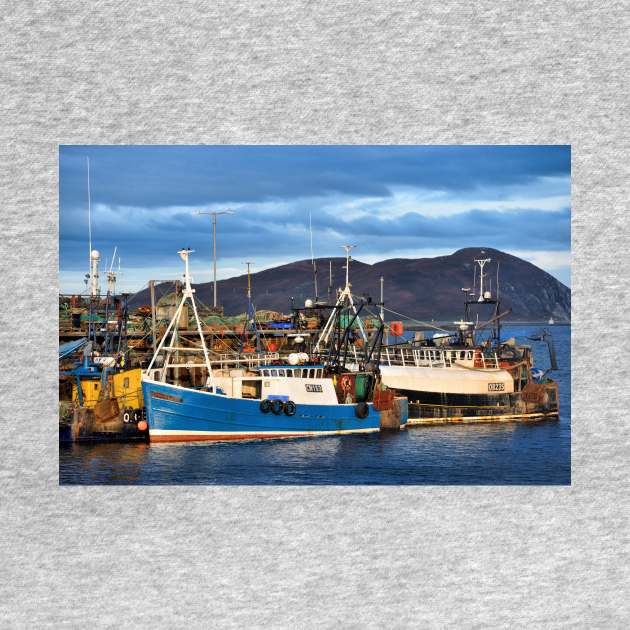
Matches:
[195,209,235,308]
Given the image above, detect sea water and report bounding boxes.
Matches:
[59,325,571,485]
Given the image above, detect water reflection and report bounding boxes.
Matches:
[60,442,150,484]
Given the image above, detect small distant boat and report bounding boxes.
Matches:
[548,316,555,325]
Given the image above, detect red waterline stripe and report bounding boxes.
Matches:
[150,432,306,443]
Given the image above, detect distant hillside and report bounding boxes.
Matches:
[129,247,571,322]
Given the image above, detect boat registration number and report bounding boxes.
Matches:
[488,383,505,392]
[305,384,323,393]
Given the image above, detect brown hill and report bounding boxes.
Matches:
[130,247,570,322]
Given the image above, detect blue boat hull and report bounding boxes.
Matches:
[142,379,384,442]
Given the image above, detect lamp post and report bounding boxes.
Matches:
[195,209,235,308]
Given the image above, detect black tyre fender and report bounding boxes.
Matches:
[270,399,284,415]
[284,400,297,416]
[260,399,272,414]
[355,402,369,419]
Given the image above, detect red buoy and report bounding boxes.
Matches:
[390,321,403,337]
[137,420,148,432]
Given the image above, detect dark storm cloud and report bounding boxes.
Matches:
[59,145,571,288]
[59,145,570,209]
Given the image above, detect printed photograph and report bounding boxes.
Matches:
[58,145,571,485]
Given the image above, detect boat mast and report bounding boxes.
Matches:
[379,275,384,321]
[314,244,367,352]
[241,261,261,352]
[496,260,501,345]
[476,258,491,302]
[343,243,352,289]
[146,249,215,391]
[245,261,252,303]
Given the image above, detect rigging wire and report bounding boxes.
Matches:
[350,293,451,333]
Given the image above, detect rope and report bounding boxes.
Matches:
[354,297,451,334]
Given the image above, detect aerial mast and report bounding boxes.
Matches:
[85,156,101,297]
[90,249,100,297]
[87,157,91,269]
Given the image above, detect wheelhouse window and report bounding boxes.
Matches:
[270,369,278,377]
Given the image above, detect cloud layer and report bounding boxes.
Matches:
[59,145,571,292]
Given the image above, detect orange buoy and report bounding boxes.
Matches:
[390,321,403,337]
[137,420,148,432]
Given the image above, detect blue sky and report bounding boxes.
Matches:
[59,145,571,292]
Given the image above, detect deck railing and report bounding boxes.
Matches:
[380,346,499,369]
[145,352,281,380]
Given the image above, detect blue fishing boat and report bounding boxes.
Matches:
[142,368,384,442]
[142,250,401,442]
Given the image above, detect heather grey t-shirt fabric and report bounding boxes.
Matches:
[2,2,629,627]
